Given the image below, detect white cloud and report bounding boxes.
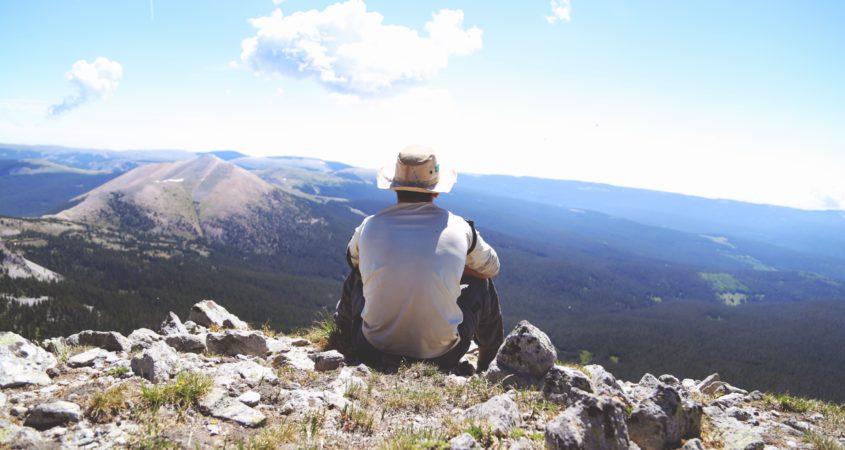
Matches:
[240,0,482,97]
[49,57,123,116]
[546,0,571,24]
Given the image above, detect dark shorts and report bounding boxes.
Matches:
[334,270,504,371]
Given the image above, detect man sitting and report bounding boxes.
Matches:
[334,146,504,372]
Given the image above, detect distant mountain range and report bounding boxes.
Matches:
[1,142,845,401]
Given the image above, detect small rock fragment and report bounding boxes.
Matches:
[238,391,261,407]
[23,400,81,430]
[463,394,521,437]
[449,432,479,450]
[312,350,345,371]
[189,300,248,330]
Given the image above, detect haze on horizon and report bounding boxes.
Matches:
[1,0,843,211]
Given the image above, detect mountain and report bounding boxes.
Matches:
[52,156,312,253]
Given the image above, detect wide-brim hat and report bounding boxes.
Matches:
[376,146,457,193]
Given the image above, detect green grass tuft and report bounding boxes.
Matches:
[87,384,130,423]
[140,372,212,413]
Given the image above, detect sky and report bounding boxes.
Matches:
[1,0,843,210]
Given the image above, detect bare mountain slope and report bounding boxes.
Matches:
[53,156,307,252]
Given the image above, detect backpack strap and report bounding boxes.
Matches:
[465,219,478,255]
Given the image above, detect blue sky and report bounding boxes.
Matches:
[1,0,843,210]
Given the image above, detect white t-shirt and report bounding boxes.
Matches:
[347,202,500,359]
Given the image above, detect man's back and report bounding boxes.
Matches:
[351,202,472,358]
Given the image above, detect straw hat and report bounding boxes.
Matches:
[376,146,457,193]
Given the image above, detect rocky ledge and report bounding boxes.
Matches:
[1,302,843,449]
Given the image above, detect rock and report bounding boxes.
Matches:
[709,393,745,409]
[544,393,631,450]
[463,394,521,437]
[658,374,679,386]
[0,391,5,408]
[271,349,315,371]
[726,407,752,421]
[238,391,261,407]
[543,365,594,406]
[746,390,764,401]
[160,311,188,336]
[23,400,81,430]
[66,330,131,352]
[279,389,327,414]
[41,337,66,354]
[697,373,723,395]
[312,350,345,371]
[290,338,310,347]
[67,348,111,368]
[183,320,203,333]
[131,340,179,382]
[128,328,163,351]
[213,360,278,388]
[681,438,705,450]
[639,373,660,388]
[703,406,766,450]
[584,364,630,404]
[207,331,268,357]
[0,332,57,388]
[165,333,207,353]
[0,419,44,448]
[189,300,248,330]
[627,384,702,450]
[449,432,479,450]
[495,321,556,378]
[784,418,811,433]
[10,406,28,417]
[198,386,266,427]
[508,438,535,450]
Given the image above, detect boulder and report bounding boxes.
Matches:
[67,348,112,368]
[709,393,746,410]
[0,419,45,448]
[160,311,188,336]
[703,406,766,450]
[23,400,81,430]
[449,432,479,450]
[188,300,248,330]
[66,331,131,353]
[207,331,268,357]
[312,350,345,371]
[545,394,631,450]
[627,384,703,450]
[543,365,594,406]
[463,394,521,437]
[165,333,207,353]
[697,373,723,396]
[127,328,163,351]
[130,340,179,382]
[584,364,630,404]
[0,332,57,388]
[198,386,266,427]
[495,321,556,378]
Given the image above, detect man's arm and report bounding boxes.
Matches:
[465,229,500,279]
[347,218,368,269]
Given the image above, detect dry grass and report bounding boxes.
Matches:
[86,384,131,423]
